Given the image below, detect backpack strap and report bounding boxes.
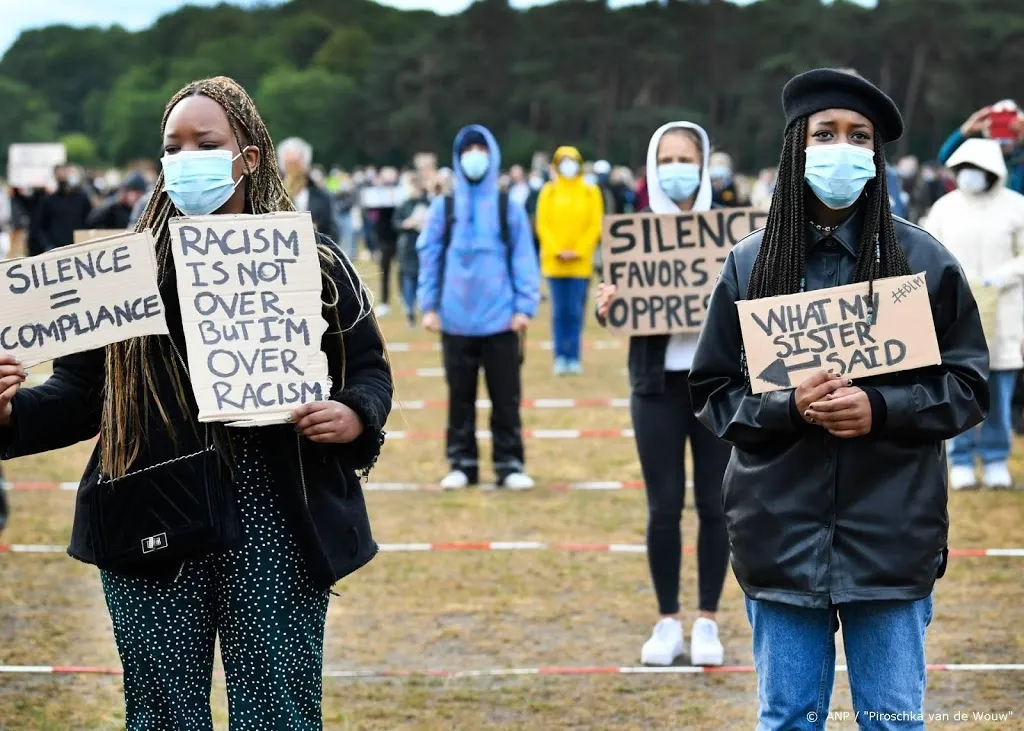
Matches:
[498,191,512,277]
[437,194,455,302]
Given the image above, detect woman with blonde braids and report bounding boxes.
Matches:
[0,76,392,729]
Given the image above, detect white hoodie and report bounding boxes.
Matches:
[925,138,1024,370]
[645,121,713,371]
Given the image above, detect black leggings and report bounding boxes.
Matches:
[631,371,730,614]
[379,239,396,305]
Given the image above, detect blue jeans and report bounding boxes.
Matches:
[746,596,933,731]
[950,369,1018,466]
[548,277,589,362]
[400,271,417,320]
[335,210,356,259]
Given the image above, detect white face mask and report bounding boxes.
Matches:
[957,168,989,195]
[558,159,580,178]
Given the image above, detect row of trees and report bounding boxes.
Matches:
[2,0,1022,173]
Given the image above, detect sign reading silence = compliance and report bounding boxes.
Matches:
[168,211,331,426]
[601,208,767,336]
[737,273,941,395]
[0,231,168,367]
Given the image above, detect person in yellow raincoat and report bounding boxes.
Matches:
[536,146,604,375]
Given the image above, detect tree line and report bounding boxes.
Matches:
[1,0,1021,174]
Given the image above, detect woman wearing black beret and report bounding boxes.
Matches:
[690,69,989,730]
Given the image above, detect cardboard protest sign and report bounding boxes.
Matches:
[601,208,767,336]
[7,143,66,189]
[737,273,941,394]
[75,229,126,245]
[0,231,167,366]
[359,186,406,209]
[168,211,331,426]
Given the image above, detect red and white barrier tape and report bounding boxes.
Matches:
[3,480,649,493]
[2,543,1021,557]
[384,429,634,440]
[0,663,1020,678]
[396,398,630,410]
[386,340,621,353]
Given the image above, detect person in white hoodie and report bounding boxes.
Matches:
[596,122,730,667]
[925,138,1024,489]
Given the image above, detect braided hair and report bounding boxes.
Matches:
[745,117,911,312]
[101,76,375,478]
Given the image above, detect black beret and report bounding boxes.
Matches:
[783,68,904,143]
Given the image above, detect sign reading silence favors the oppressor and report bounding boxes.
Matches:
[601,208,767,336]
[737,273,941,395]
[168,212,331,426]
[0,231,167,367]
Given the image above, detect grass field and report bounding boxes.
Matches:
[1,267,1023,730]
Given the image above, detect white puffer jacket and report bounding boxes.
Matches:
[924,139,1024,371]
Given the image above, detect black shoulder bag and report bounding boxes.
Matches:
[86,426,241,576]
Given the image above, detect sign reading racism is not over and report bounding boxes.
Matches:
[168,211,331,426]
[736,273,941,395]
[601,208,767,336]
[0,231,167,366]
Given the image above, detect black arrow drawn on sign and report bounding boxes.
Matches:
[757,355,822,388]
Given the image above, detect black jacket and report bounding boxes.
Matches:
[85,197,132,230]
[0,236,392,589]
[393,196,429,275]
[688,209,989,608]
[307,182,340,245]
[38,186,93,250]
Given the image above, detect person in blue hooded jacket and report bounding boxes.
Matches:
[417,125,541,490]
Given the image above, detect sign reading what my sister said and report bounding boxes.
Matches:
[169,211,331,426]
[601,208,767,336]
[0,230,167,366]
[736,273,941,395]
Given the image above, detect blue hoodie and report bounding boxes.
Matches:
[416,125,540,336]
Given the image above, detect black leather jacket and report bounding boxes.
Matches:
[1,237,392,589]
[689,210,989,608]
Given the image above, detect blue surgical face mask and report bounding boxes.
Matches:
[709,165,731,182]
[657,162,701,202]
[460,150,490,181]
[558,159,581,178]
[804,143,876,210]
[162,149,244,216]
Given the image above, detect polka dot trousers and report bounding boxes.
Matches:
[101,435,331,731]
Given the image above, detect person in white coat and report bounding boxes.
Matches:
[595,122,730,667]
[925,138,1024,489]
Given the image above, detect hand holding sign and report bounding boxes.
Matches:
[290,401,364,443]
[808,385,873,438]
[794,371,847,423]
[0,353,27,427]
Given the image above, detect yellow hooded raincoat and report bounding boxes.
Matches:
[536,146,604,278]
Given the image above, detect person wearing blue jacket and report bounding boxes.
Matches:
[417,125,541,490]
[939,104,1024,194]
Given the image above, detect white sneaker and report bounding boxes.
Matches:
[690,617,724,666]
[553,358,568,376]
[983,462,1013,489]
[440,470,469,490]
[501,473,535,491]
[566,360,583,375]
[375,303,391,317]
[640,618,684,666]
[949,465,977,490]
